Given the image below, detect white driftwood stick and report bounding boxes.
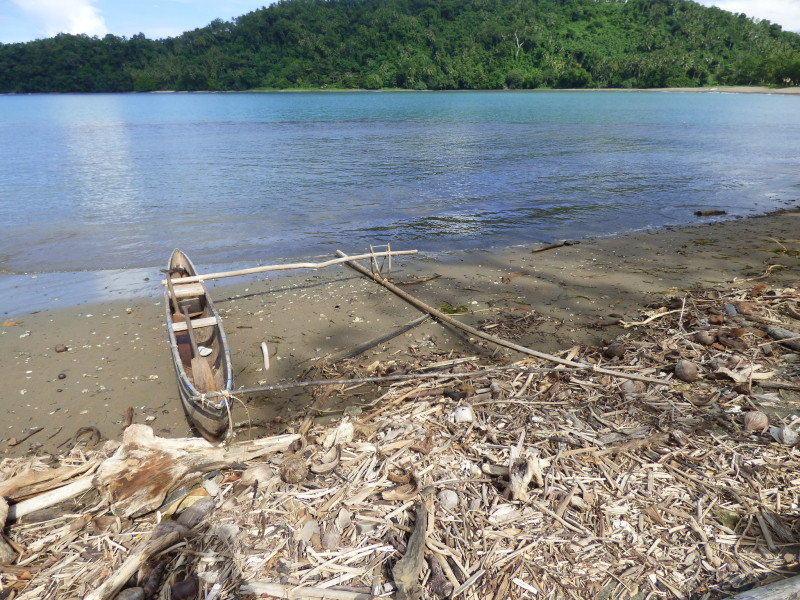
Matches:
[161,249,418,285]
[726,574,800,599]
[7,475,94,523]
[261,341,270,371]
[240,582,372,600]
[0,496,7,529]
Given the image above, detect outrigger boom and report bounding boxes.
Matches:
[160,249,418,285]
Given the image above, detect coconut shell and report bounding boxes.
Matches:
[674,360,699,382]
[280,455,309,484]
[744,411,769,432]
[694,331,715,346]
[603,342,625,359]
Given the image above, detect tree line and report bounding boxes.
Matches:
[1,0,799,93]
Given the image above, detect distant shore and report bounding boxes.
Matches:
[649,85,800,95]
[244,85,800,95]
[2,209,798,457]
[5,85,800,96]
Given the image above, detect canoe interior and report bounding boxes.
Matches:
[168,255,225,388]
[166,249,234,440]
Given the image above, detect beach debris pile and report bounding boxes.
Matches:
[0,283,798,600]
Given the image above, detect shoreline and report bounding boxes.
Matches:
[205,85,800,95]
[2,209,798,457]
[3,202,799,320]
[6,85,800,97]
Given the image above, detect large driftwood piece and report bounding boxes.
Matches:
[93,425,299,518]
[0,458,100,501]
[336,251,669,386]
[392,500,429,600]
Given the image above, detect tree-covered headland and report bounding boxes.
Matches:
[1,0,799,93]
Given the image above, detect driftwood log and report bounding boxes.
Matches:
[0,458,100,501]
[766,325,800,351]
[392,499,429,600]
[726,574,800,600]
[83,530,183,600]
[93,424,300,518]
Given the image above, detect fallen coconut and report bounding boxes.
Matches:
[674,359,699,382]
[279,454,308,484]
[743,411,769,433]
[620,380,646,397]
[694,331,715,346]
[603,342,625,359]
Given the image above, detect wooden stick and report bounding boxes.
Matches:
[336,250,670,386]
[160,249,418,285]
[756,380,800,392]
[84,530,183,600]
[299,386,337,438]
[240,582,372,600]
[6,427,43,448]
[766,326,800,351]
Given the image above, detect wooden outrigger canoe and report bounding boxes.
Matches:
[164,249,234,442]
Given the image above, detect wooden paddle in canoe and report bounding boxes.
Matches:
[179,302,217,394]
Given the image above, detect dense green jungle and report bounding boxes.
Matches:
[1,0,799,93]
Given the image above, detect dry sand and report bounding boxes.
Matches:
[2,211,798,457]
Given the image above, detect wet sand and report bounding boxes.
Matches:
[2,210,798,456]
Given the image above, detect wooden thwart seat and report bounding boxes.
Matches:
[169,282,205,299]
[171,316,217,332]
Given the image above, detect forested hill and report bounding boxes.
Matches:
[2,0,800,93]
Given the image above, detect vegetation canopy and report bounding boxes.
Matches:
[1,0,800,93]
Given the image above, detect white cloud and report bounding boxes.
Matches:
[10,0,108,38]
[698,0,800,32]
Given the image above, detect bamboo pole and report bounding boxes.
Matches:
[335,250,670,387]
[160,249,418,285]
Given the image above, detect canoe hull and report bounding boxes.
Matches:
[165,249,234,442]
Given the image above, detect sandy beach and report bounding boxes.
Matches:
[2,210,798,457]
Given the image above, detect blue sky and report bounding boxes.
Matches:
[1,0,799,44]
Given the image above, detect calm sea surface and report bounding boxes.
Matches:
[1,90,799,316]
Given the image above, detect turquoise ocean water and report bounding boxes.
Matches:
[1,90,798,316]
